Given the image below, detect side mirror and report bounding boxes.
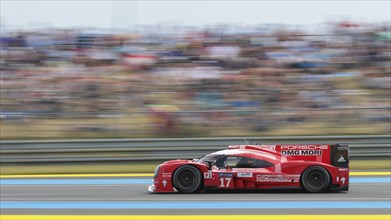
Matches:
[204,159,216,170]
[206,161,213,170]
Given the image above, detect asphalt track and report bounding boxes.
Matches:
[1,172,390,220]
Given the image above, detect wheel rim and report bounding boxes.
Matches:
[177,169,197,189]
[305,170,326,190]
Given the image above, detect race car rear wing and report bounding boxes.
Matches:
[277,144,349,167]
[228,144,349,167]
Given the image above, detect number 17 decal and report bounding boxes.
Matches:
[219,177,232,188]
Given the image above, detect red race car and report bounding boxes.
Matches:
[148,143,349,193]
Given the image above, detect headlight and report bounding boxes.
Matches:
[154,166,160,178]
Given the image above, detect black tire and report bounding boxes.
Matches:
[301,166,331,193]
[172,165,203,193]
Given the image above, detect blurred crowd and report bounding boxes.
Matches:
[1,22,390,139]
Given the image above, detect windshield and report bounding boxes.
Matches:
[198,153,274,168]
[198,153,228,168]
[198,154,220,163]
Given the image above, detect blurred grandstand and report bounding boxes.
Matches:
[0,22,390,139]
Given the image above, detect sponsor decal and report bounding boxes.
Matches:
[280,145,328,150]
[162,179,167,187]
[341,177,346,184]
[237,172,253,178]
[337,177,339,182]
[219,173,233,177]
[281,150,322,156]
[228,145,241,149]
[338,155,346,162]
[339,168,349,171]
[204,172,212,179]
[267,145,277,151]
[256,174,298,183]
[162,173,172,178]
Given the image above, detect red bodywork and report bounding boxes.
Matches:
[148,144,349,193]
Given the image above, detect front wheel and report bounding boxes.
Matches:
[301,166,331,193]
[172,165,203,193]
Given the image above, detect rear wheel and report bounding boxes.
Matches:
[301,166,331,193]
[172,165,203,193]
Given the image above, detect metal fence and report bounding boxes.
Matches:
[1,135,390,163]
